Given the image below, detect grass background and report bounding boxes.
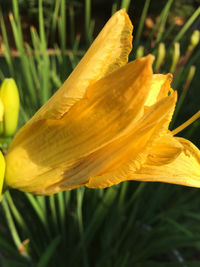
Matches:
[0,0,200,266]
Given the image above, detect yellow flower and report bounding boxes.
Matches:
[4,9,200,195]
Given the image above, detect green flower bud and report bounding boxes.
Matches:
[155,42,166,72]
[0,78,20,137]
[187,30,200,52]
[169,42,180,73]
[136,45,144,59]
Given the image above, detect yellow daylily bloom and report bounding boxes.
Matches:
[4,9,200,195]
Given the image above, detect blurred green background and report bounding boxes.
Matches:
[0,0,200,266]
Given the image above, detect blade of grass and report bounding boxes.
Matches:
[51,0,61,44]
[60,0,66,54]
[120,0,131,11]
[0,13,14,76]
[69,5,75,46]
[39,0,50,104]
[57,192,66,234]
[133,0,151,51]
[25,193,51,238]
[9,13,37,107]
[49,195,59,232]
[154,0,173,44]
[85,0,91,45]
[5,191,40,256]
[1,197,22,250]
[111,2,118,15]
[77,188,89,267]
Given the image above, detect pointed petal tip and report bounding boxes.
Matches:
[146,54,155,64]
[138,54,155,70]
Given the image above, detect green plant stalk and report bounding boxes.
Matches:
[77,188,89,267]
[57,192,66,234]
[111,2,118,15]
[2,197,22,250]
[30,27,41,64]
[85,0,91,45]
[172,65,196,122]
[51,0,61,44]
[120,0,131,11]
[5,191,40,256]
[25,193,51,239]
[12,0,24,46]
[39,0,50,104]
[88,19,95,44]
[9,13,37,107]
[69,5,75,47]
[118,182,128,209]
[133,0,151,51]
[36,195,46,212]
[60,0,66,55]
[149,0,174,42]
[0,14,14,76]
[49,195,59,232]
[25,44,41,92]
[155,0,173,44]
[73,35,81,53]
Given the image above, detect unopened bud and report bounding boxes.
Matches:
[184,65,196,90]
[0,78,20,137]
[169,42,180,73]
[187,30,200,52]
[136,45,144,59]
[155,42,166,72]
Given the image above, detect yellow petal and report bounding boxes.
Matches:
[5,56,154,193]
[127,136,200,188]
[145,73,173,106]
[86,134,180,188]
[63,92,177,191]
[29,9,133,123]
[26,92,176,194]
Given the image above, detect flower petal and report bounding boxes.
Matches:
[145,73,173,106]
[30,9,133,122]
[36,91,176,194]
[5,56,154,192]
[85,93,177,189]
[22,92,176,194]
[129,137,200,187]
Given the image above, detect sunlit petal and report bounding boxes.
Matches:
[29,9,133,122]
[129,137,200,187]
[5,56,154,192]
[145,73,173,106]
